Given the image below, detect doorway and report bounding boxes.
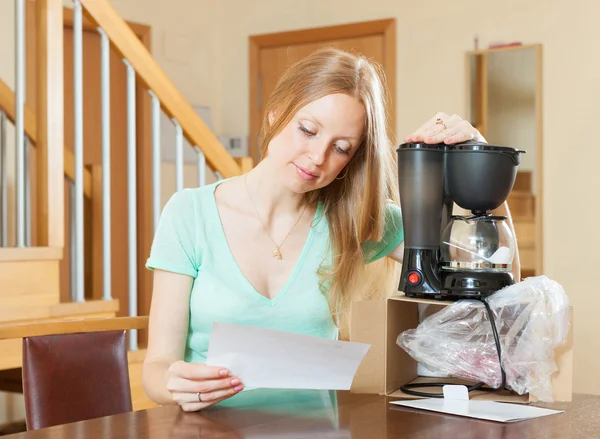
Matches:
[249,19,396,164]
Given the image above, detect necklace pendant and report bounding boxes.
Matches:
[273,247,282,260]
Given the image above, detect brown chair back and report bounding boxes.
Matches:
[22,330,133,430]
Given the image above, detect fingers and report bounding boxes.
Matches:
[169,360,229,380]
[442,129,477,145]
[172,385,243,412]
[404,112,449,142]
[426,115,469,144]
[177,394,230,413]
[174,383,242,405]
[404,112,481,145]
[199,385,244,403]
[167,361,245,412]
[421,114,462,143]
[167,375,242,394]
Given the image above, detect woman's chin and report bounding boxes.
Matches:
[284,174,320,194]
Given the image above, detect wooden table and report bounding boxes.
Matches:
[4,390,600,438]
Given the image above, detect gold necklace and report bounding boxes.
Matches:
[244,174,308,260]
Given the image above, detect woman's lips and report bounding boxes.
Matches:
[293,163,318,181]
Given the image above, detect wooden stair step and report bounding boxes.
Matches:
[513,217,536,272]
[0,247,62,262]
[0,299,120,325]
[513,219,536,249]
[0,247,62,313]
[519,247,536,272]
[507,190,535,219]
[513,171,533,192]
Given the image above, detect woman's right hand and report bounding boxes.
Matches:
[166,360,244,412]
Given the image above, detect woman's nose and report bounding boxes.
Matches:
[308,141,328,166]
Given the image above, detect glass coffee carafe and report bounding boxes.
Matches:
[440,215,516,271]
[437,214,517,298]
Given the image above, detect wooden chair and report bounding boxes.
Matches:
[0,316,148,430]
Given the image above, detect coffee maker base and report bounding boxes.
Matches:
[439,270,514,300]
[402,271,514,300]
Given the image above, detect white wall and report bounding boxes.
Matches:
[213,0,600,395]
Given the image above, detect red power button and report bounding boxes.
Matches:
[408,272,421,285]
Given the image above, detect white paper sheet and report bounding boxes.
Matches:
[390,398,564,423]
[205,322,371,390]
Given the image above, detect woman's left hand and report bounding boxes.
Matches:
[404,112,486,145]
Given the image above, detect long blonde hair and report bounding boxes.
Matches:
[260,47,401,339]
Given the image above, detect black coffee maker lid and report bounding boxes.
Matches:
[398,141,524,154]
[397,142,447,151]
[447,141,524,153]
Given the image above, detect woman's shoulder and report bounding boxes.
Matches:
[158,181,226,237]
[163,181,220,213]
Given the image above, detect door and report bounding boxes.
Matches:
[249,19,396,163]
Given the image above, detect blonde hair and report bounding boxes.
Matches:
[260,47,401,339]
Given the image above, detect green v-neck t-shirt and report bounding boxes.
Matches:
[145,179,404,364]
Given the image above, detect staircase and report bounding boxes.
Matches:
[0,0,252,416]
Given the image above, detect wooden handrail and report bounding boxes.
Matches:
[0,77,92,197]
[234,157,254,174]
[80,0,242,178]
[0,316,148,340]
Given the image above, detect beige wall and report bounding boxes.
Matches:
[213,0,599,395]
[106,0,223,133]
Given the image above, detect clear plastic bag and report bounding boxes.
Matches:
[396,275,570,402]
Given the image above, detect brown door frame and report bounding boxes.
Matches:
[25,5,154,342]
[248,18,396,164]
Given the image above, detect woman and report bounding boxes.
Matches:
[143,47,519,412]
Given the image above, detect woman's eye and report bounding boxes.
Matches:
[335,146,350,156]
[298,125,315,137]
[298,123,350,155]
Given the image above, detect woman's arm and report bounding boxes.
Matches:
[142,270,242,410]
[142,269,193,405]
[387,241,404,263]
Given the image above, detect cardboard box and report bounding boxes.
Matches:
[349,292,573,403]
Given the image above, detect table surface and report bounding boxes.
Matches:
[5,390,600,439]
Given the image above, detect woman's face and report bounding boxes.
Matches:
[267,93,365,193]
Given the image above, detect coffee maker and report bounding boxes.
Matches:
[397,141,524,300]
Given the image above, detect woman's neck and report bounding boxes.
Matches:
[244,159,309,222]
